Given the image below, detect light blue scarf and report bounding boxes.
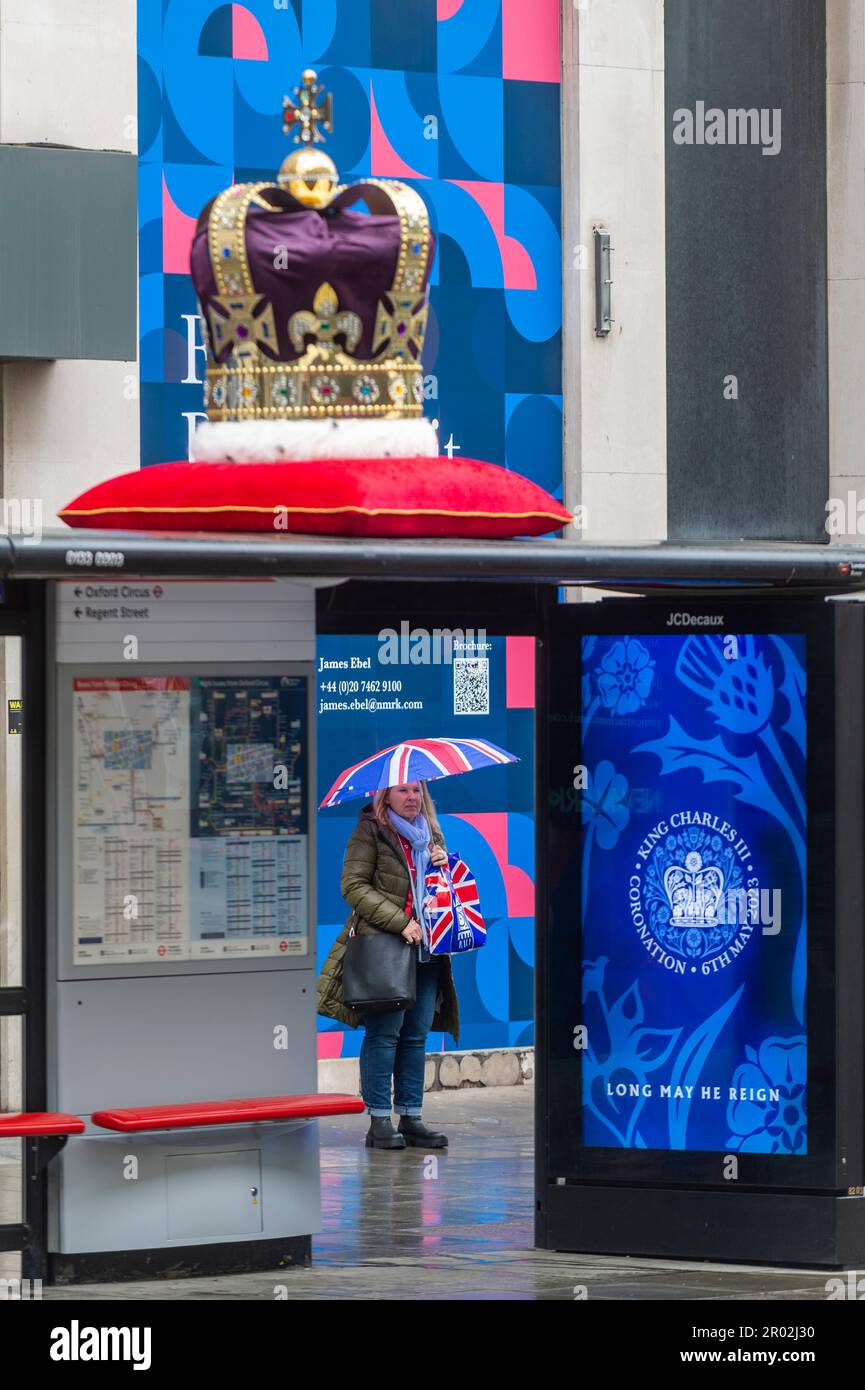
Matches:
[387,807,432,961]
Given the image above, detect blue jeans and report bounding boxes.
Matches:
[359,958,441,1117]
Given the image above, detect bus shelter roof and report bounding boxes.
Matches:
[2,529,864,596]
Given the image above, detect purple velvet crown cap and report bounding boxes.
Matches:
[191,189,434,369]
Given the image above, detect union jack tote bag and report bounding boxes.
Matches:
[423,853,487,955]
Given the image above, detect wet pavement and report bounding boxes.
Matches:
[38,1086,838,1301]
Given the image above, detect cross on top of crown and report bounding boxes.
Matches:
[282,68,333,146]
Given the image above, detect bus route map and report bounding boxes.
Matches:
[72,674,308,964]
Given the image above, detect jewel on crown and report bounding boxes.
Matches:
[663,850,725,927]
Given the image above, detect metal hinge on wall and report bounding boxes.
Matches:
[593,226,613,336]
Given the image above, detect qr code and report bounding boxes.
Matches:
[453,657,489,715]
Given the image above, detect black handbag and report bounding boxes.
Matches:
[341,913,417,1013]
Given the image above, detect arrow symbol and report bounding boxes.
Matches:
[74,608,82,618]
[74,587,82,597]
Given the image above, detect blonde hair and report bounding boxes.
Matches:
[371,779,444,845]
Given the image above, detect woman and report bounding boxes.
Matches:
[317,779,460,1150]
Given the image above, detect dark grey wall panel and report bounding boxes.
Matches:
[0,145,136,361]
[665,0,827,541]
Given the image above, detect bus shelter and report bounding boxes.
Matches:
[1,529,864,1281]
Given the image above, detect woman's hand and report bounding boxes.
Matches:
[401,918,424,944]
[429,845,448,867]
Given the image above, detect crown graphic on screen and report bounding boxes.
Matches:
[663,851,725,927]
[190,69,434,428]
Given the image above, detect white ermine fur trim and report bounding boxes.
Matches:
[190,417,439,463]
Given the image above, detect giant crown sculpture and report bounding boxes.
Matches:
[59,70,574,538]
[190,69,437,462]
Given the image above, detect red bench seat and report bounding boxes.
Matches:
[0,1111,86,1138]
[91,1092,365,1133]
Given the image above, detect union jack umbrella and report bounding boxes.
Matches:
[318,735,518,809]
[423,853,487,955]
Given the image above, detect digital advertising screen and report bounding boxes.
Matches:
[543,603,840,1190]
[577,629,806,1156]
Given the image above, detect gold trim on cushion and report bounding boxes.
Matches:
[61,503,569,521]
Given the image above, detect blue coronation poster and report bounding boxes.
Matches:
[579,631,807,1155]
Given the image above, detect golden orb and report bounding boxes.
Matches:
[278,147,338,208]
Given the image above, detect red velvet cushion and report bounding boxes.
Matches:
[58,457,572,539]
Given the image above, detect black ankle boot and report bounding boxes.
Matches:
[397,1115,448,1148]
[365,1115,406,1149]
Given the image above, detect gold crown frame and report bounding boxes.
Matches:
[199,73,433,426]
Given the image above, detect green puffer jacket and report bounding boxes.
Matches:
[316,804,460,1043]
